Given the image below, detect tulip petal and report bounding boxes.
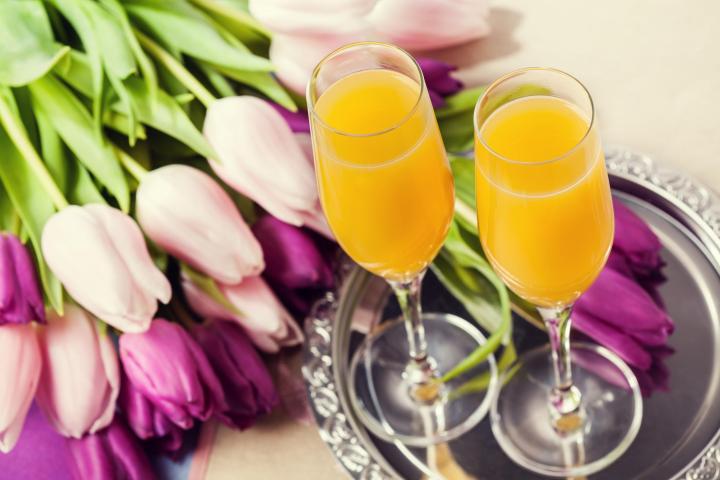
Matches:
[86,205,172,307]
[137,165,264,284]
[367,0,491,51]
[0,324,41,453]
[205,97,318,225]
[252,215,333,290]
[36,305,119,439]
[573,309,652,370]
[575,267,671,333]
[194,321,278,429]
[268,30,373,94]
[271,103,310,133]
[119,320,227,430]
[219,277,290,336]
[90,329,121,434]
[42,206,170,333]
[249,0,373,36]
[613,199,663,275]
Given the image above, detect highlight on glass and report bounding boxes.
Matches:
[474,67,642,476]
[307,42,497,446]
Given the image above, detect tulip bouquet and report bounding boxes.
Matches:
[0,0,673,477]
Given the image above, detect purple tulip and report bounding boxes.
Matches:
[572,200,673,396]
[271,103,310,133]
[66,417,156,480]
[118,371,184,454]
[118,319,227,450]
[418,58,463,108]
[252,215,334,315]
[612,199,663,277]
[193,320,278,429]
[0,234,45,325]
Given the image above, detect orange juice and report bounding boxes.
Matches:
[311,69,454,280]
[475,96,613,306]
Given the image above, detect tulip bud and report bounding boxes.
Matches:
[42,205,172,333]
[193,320,278,429]
[612,199,664,277]
[35,305,120,439]
[118,370,185,454]
[66,417,156,480]
[0,324,41,453]
[417,58,463,108]
[136,165,264,285]
[119,319,227,432]
[204,96,328,235]
[182,275,304,353]
[0,234,45,325]
[252,215,334,314]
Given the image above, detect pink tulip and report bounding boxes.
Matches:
[136,165,264,285]
[35,304,120,439]
[182,275,303,353]
[204,97,328,236]
[367,0,491,51]
[248,0,373,36]
[42,205,171,333]
[269,29,373,94]
[0,324,41,453]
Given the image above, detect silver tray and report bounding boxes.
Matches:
[303,146,720,480]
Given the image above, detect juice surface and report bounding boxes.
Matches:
[313,69,454,280]
[475,96,613,306]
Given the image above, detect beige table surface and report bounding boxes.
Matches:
[203,1,720,478]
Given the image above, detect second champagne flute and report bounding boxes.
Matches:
[308,42,497,446]
[474,68,642,476]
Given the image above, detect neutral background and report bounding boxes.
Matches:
[203,1,720,478]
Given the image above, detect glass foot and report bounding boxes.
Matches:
[491,342,643,477]
[349,313,497,447]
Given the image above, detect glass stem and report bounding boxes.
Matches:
[390,271,439,401]
[390,272,428,362]
[538,305,583,431]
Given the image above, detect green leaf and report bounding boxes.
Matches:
[35,109,106,205]
[0,109,63,312]
[212,64,296,111]
[0,1,70,87]
[449,154,475,209]
[28,75,130,210]
[126,0,273,72]
[198,63,235,98]
[438,84,552,153]
[119,77,215,159]
[84,1,137,80]
[99,0,158,101]
[50,0,106,132]
[188,0,270,47]
[35,108,68,193]
[181,263,243,316]
[0,182,16,233]
[432,220,512,381]
[435,85,487,119]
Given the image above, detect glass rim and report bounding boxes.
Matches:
[473,67,596,166]
[306,41,427,138]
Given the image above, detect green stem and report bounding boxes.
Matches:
[188,0,272,38]
[0,93,69,210]
[115,147,148,181]
[134,29,217,107]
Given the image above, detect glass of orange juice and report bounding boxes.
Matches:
[475,68,642,476]
[308,42,497,446]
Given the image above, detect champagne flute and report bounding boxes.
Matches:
[308,42,497,446]
[474,68,642,476]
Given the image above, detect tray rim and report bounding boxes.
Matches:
[302,145,720,480]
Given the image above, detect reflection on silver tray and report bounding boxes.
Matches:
[303,146,720,480]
